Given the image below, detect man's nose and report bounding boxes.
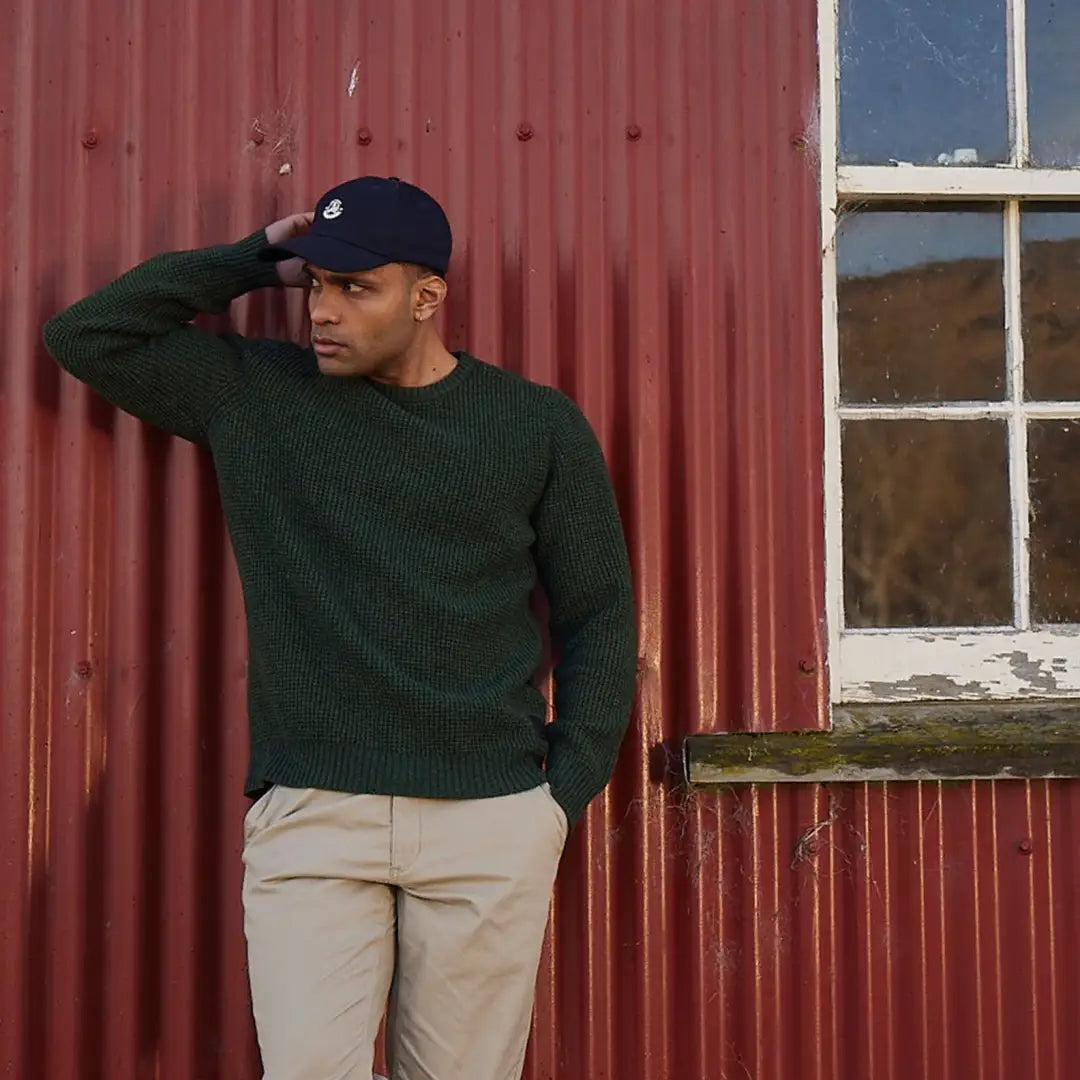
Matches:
[309,293,341,324]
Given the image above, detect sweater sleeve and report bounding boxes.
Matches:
[532,391,638,826]
[42,230,283,444]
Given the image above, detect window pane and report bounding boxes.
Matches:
[1029,421,1080,623]
[839,0,1008,166]
[1027,0,1080,167]
[838,209,1006,403]
[1022,209,1080,401]
[843,420,1012,628]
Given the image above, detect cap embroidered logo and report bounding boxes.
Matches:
[322,199,344,220]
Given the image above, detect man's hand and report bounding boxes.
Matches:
[265,211,315,286]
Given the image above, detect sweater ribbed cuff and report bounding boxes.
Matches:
[229,229,285,295]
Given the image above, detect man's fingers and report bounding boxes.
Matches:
[263,210,316,250]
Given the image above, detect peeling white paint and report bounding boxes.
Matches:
[1003,200,1031,630]
[347,62,359,98]
[839,630,1080,702]
[818,0,842,708]
[838,165,1080,200]
[821,0,1080,710]
[1007,0,1030,164]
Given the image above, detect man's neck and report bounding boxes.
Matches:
[370,335,458,388]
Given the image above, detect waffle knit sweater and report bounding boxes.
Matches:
[42,230,638,826]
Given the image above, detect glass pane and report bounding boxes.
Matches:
[1029,421,1080,623]
[1027,0,1080,167]
[838,209,1006,403]
[843,420,1012,628]
[1022,209,1080,401]
[839,0,1009,166]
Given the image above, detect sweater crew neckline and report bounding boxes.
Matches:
[364,350,475,403]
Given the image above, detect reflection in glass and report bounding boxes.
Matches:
[1027,0,1080,166]
[1022,209,1080,400]
[843,420,1011,628]
[838,0,1008,166]
[1029,422,1080,623]
[838,210,1005,403]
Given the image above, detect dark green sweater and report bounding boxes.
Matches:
[42,231,637,825]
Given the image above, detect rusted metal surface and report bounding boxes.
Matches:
[3,1,1074,1078]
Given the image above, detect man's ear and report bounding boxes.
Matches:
[414,275,448,323]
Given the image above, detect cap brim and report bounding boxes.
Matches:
[258,233,392,273]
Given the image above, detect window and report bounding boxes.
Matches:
[821,0,1080,702]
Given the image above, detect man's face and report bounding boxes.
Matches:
[304,262,422,377]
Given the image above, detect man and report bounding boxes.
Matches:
[43,176,638,1079]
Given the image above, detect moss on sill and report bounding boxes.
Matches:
[685,703,1080,785]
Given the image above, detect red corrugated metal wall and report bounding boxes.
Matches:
[3,2,1076,1078]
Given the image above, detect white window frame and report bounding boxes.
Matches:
[820,0,1080,704]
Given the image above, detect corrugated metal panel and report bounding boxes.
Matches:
[3,1,1075,1078]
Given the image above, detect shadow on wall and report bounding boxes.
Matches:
[12,213,713,1078]
[15,229,271,1075]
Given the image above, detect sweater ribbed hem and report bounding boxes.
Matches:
[245,739,550,806]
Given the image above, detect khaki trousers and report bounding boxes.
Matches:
[241,782,569,1080]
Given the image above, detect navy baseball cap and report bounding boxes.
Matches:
[260,176,452,275]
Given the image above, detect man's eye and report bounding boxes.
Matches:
[344,282,366,294]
